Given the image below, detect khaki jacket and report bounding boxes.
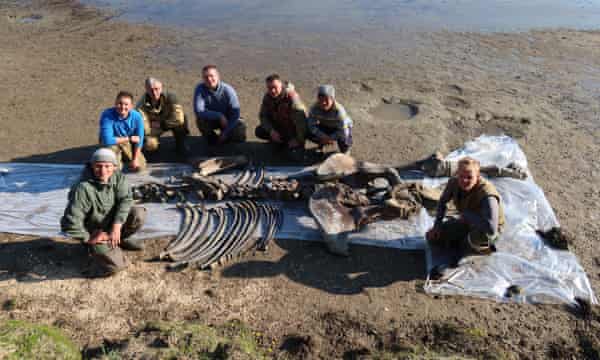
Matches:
[137,92,185,136]
[445,177,505,231]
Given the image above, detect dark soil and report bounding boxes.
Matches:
[0,0,599,358]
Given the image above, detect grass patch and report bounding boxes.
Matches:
[136,319,269,359]
[0,320,80,360]
[415,322,509,360]
[376,342,474,360]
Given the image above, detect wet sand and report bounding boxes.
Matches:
[1,0,599,357]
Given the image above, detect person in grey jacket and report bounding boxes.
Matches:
[193,65,246,145]
[307,85,353,154]
[61,148,146,276]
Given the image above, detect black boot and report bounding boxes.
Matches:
[174,128,191,158]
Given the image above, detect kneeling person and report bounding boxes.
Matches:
[307,85,353,154]
[137,77,190,156]
[255,74,307,159]
[99,91,146,171]
[426,157,505,258]
[61,149,147,276]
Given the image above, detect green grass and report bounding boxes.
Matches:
[0,320,81,360]
[140,319,269,359]
[373,343,475,360]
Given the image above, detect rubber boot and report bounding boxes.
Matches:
[173,127,191,158]
[227,120,247,143]
[120,206,147,250]
[89,245,128,277]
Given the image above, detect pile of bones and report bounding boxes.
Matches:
[132,153,529,268]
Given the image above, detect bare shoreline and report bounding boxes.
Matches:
[0,0,599,357]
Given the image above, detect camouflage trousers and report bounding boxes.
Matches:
[86,206,147,275]
[429,218,498,255]
[399,152,527,180]
[143,115,190,152]
[109,143,147,171]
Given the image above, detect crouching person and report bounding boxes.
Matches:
[61,148,147,276]
[426,157,505,263]
[99,91,146,171]
[137,77,190,157]
[255,74,308,161]
[194,65,247,145]
[307,85,353,155]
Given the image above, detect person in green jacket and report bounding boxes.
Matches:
[61,148,147,276]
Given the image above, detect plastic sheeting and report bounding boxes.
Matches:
[423,135,597,305]
[0,135,596,305]
[0,163,425,249]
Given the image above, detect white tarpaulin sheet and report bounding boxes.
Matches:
[0,164,425,249]
[0,135,596,305]
[422,136,597,305]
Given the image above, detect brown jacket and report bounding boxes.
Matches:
[259,82,307,143]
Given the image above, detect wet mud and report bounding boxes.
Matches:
[1,0,600,358]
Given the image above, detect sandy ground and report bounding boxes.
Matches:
[1,0,599,358]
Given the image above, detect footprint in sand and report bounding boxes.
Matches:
[480,115,532,138]
[369,98,419,122]
[442,95,470,109]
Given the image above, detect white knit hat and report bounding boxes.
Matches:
[91,148,118,165]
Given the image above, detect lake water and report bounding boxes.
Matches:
[81,0,600,101]
[85,0,600,35]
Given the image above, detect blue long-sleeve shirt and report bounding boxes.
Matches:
[193,81,241,137]
[99,108,145,148]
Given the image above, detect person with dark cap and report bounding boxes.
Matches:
[306,84,353,154]
[61,148,147,276]
[255,74,308,161]
[137,77,191,157]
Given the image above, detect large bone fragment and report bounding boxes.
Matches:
[309,185,356,256]
[191,155,249,176]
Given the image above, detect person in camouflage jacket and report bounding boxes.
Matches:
[137,77,190,157]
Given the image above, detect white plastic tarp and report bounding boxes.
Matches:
[0,164,425,249]
[422,136,596,305]
[0,135,596,305]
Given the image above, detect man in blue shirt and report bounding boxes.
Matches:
[99,91,146,171]
[193,65,246,145]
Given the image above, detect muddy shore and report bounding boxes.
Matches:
[0,0,599,358]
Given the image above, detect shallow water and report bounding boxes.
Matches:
[85,0,600,35]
